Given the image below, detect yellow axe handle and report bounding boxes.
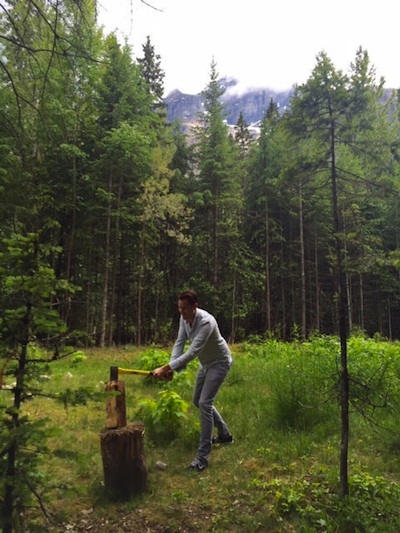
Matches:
[117,367,153,376]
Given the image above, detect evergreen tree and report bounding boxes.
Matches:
[193,60,231,292]
[246,99,290,336]
[0,2,100,529]
[286,48,400,497]
[234,111,253,156]
[188,60,261,336]
[288,52,354,496]
[137,35,165,102]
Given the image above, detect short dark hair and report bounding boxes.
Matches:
[178,290,198,306]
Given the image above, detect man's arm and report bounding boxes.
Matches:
[153,318,187,379]
[168,320,212,371]
[170,318,187,362]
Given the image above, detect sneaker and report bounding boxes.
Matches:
[188,458,208,472]
[212,433,233,445]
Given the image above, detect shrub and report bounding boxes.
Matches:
[251,339,339,432]
[138,389,189,443]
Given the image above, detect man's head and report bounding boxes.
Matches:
[178,290,198,323]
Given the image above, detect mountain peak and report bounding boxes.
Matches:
[165,78,292,126]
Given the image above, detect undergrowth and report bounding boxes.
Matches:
[2,336,400,532]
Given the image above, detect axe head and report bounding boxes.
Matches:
[110,366,119,380]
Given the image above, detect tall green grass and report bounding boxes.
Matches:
[3,337,400,531]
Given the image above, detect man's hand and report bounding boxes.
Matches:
[153,364,173,380]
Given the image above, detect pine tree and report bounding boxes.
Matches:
[137,35,165,102]
[234,111,253,156]
[188,60,261,334]
[0,2,100,529]
[137,35,167,122]
[286,48,400,497]
[193,60,231,291]
[246,99,289,336]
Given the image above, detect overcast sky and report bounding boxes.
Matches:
[97,0,400,96]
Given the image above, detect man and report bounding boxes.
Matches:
[153,290,233,472]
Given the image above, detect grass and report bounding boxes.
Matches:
[3,337,400,532]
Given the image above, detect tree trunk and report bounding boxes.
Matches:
[3,326,30,532]
[359,272,364,331]
[137,221,146,346]
[230,269,237,343]
[66,152,77,283]
[213,203,219,287]
[107,176,123,346]
[314,224,321,331]
[330,113,349,497]
[100,422,147,498]
[100,173,113,347]
[343,216,353,333]
[299,181,306,339]
[265,199,271,332]
[346,272,352,333]
[280,230,287,340]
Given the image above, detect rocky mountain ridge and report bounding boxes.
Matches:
[165,78,293,134]
[165,78,396,139]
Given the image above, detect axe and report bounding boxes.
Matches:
[109,366,172,381]
[109,366,152,380]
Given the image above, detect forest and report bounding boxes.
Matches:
[1,0,400,348]
[2,2,400,532]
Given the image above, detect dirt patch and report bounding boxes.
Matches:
[58,513,192,532]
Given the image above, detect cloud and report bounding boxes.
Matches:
[98,0,400,95]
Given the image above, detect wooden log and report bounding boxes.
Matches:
[105,380,126,429]
[100,422,147,498]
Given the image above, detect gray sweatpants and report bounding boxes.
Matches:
[192,361,231,462]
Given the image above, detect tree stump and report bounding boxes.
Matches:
[100,422,147,498]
